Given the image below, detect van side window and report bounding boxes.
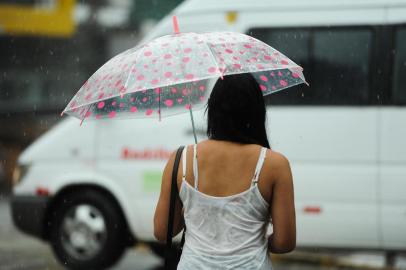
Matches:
[393,27,406,105]
[248,28,372,106]
[248,29,309,105]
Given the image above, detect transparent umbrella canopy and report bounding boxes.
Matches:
[62,17,307,143]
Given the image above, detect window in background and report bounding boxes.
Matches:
[248,27,372,106]
[312,29,371,105]
[249,28,310,105]
[0,71,43,113]
[0,69,87,113]
[393,27,406,105]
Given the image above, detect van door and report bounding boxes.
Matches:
[379,25,406,250]
[250,26,380,248]
[97,111,206,240]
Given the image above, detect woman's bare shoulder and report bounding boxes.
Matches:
[268,150,290,165]
[266,150,291,179]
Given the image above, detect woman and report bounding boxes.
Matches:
[154,73,296,269]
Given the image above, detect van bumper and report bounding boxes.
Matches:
[10,195,50,239]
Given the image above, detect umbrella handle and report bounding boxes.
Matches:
[172,15,180,34]
[189,106,198,144]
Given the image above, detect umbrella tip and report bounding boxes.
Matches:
[60,111,64,117]
[172,15,180,34]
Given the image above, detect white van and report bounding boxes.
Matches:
[11,0,406,269]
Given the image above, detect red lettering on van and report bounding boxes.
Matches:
[121,147,172,160]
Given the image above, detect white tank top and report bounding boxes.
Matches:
[178,144,272,270]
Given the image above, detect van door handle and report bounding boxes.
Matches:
[303,206,322,214]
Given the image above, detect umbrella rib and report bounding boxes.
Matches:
[158,88,161,121]
[79,104,93,126]
[124,63,135,89]
[124,43,147,89]
[203,40,224,79]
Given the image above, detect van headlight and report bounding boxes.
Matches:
[12,164,29,186]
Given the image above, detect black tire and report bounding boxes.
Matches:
[49,189,127,270]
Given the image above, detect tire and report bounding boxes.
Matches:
[50,189,127,270]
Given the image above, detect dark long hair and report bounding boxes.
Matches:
[206,73,270,148]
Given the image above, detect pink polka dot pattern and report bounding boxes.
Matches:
[85,111,92,118]
[63,31,306,122]
[165,99,174,107]
[208,67,217,73]
[279,80,288,87]
[260,75,268,82]
[108,111,116,118]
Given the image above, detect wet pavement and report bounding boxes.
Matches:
[1,195,161,270]
[1,197,405,270]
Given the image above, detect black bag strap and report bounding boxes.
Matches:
[165,145,185,269]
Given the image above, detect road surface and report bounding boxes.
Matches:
[1,197,405,270]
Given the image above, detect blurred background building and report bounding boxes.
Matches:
[0,0,183,194]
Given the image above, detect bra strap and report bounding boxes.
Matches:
[193,144,199,190]
[252,147,267,186]
[182,146,187,182]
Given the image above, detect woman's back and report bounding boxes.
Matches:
[179,140,273,203]
[177,140,274,270]
[153,73,296,270]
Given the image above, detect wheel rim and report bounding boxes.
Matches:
[60,204,107,260]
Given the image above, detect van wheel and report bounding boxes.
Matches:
[50,189,127,270]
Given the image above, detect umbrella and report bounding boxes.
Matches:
[62,16,307,143]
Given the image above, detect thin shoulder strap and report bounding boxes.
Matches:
[182,146,187,182]
[252,147,267,186]
[193,144,199,190]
